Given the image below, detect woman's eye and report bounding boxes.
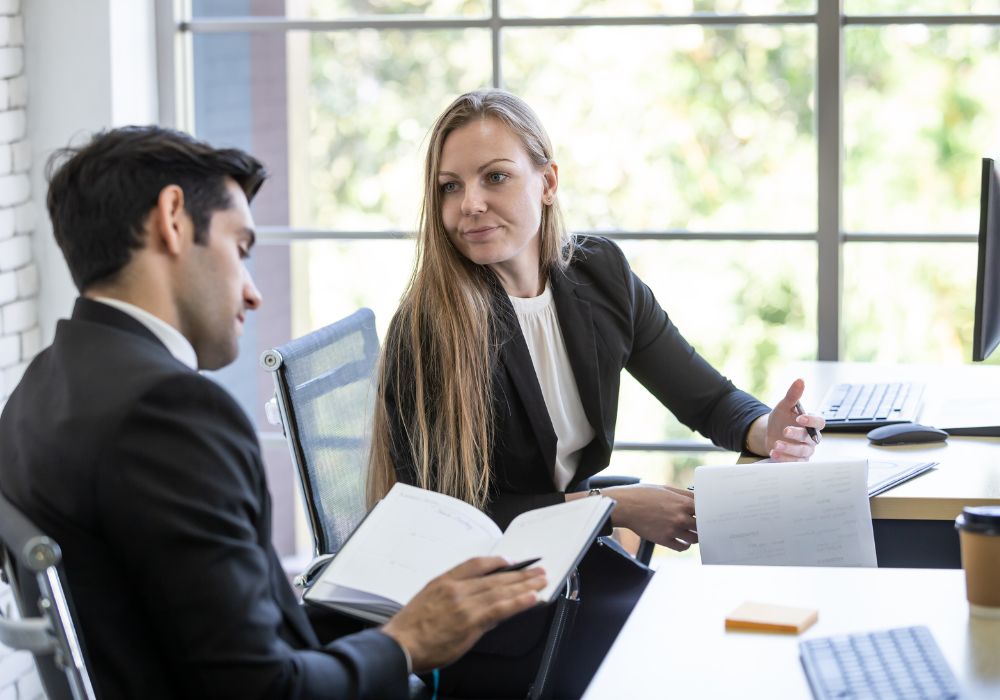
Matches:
[487,172,508,184]
[440,181,459,194]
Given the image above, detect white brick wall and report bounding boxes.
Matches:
[0,0,41,694]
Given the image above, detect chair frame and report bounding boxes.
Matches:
[262,308,381,561]
[0,489,97,700]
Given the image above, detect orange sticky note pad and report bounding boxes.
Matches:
[725,601,818,634]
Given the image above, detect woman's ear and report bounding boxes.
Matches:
[149,184,189,255]
[542,161,558,205]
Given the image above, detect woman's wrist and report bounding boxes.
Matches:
[600,485,630,528]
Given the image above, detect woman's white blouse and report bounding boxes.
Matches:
[509,285,596,491]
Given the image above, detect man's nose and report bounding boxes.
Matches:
[243,267,262,310]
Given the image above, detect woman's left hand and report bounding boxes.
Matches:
[747,378,826,461]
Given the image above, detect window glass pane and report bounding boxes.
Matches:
[303,29,491,229]
[602,450,733,493]
[845,1,1000,13]
[502,0,814,16]
[192,25,490,232]
[841,243,1000,365]
[503,25,816,231]
[612,240,817,443]
[844,25,1000,234]
[194,0,489,19]
[304,0,488,16]
[294,239,416,339]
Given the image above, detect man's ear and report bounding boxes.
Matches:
[149,185,188,256]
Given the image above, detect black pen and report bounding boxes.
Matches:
[487,557,541,575]
[794,401,821,444]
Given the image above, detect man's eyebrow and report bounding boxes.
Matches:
[437,158,517,179]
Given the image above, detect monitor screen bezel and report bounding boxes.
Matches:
[973,157,1000,362]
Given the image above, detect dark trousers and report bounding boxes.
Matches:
[437,537,653,699]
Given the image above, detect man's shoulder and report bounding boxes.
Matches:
[7,317,249,451]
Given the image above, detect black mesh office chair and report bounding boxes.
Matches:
[263,308,589,700]
[0,489,97,700]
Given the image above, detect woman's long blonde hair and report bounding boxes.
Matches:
[367,89,574,509]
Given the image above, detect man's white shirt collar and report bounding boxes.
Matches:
[93,297,198,370]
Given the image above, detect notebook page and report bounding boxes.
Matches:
[312,483,502,606]
[491,496,613,601]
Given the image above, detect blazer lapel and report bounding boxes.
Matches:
[550,273,608,450]
[495,296,558,479]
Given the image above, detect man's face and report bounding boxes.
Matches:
[176,179,261,370]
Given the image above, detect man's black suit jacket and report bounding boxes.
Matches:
[0,299,408,699]
[386,235,771,529]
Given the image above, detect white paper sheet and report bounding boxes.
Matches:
[694,460,877,567]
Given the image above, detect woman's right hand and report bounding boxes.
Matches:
[603,484,698,551]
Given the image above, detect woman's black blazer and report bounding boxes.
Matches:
[385,235,770,528]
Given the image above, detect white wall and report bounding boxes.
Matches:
[25,0,157,344]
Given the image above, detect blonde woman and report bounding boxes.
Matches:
[368,89,825,696]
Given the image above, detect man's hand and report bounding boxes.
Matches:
[381,556,546,673]
[603,484,697,551]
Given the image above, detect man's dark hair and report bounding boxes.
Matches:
[46,125,267,291]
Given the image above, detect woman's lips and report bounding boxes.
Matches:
[461,225,499,239]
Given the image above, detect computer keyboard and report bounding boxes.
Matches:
[818,381,925,431]
[800,625,960,700]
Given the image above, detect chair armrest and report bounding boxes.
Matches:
[0,615,54,654]
[294,553,335,589]
[588,475,640,489]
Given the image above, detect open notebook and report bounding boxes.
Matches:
[304,483,614,624]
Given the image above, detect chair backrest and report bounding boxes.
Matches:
[261,308,380,556]
[0,489,97,700]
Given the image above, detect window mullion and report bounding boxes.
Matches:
[817,0,844,361]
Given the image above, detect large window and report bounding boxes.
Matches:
[163,0,1000,556]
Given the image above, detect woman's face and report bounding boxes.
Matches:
[436,117,557,288]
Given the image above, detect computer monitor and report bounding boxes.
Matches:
[973,157,1000,362]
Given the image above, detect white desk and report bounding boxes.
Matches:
[583,562,1000,699]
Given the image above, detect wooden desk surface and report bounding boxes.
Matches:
[583,562,1000,699]
[784,361,1000,520]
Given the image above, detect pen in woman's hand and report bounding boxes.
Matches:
[793,401,821,444]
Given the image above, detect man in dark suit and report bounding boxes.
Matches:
[0,126,546,699]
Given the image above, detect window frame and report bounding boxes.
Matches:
[157,0,1000,452]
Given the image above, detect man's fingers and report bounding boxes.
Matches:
[440,555,515,580]
[477,590,545,629]
[463,572,548,626]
